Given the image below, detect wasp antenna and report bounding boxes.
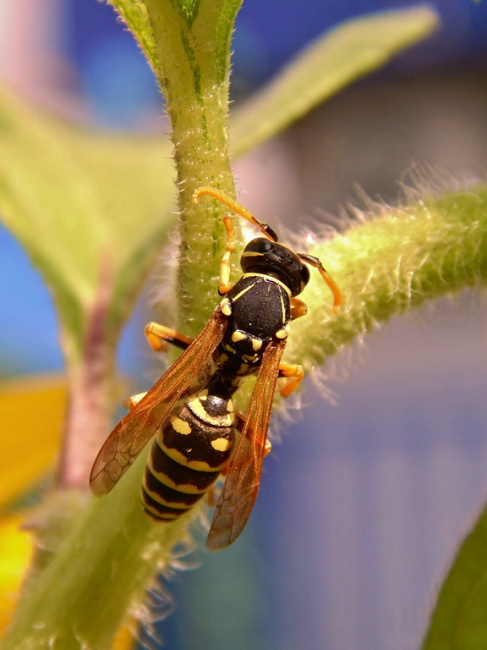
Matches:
[298,253,342,314]
[319,268,342,314]
[192,186,278,242]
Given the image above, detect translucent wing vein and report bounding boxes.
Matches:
[207,338,287,550]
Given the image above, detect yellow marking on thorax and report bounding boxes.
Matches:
[241,250,264,257]
[220,297,232,316]
[230,282,255,303]
[275,327,289,340]
[241,272,292,297]
[231,330,247,343]
[242,353,258,363]
[217,352,229,365]
[279,292,287,322]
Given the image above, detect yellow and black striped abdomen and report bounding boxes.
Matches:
[141,390,235,522]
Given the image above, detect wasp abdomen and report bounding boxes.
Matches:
[141,392,234,521]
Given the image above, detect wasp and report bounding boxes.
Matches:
[90,187,341,550]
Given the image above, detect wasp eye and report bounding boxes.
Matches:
[244,238,273,254]
[300,263,310,289]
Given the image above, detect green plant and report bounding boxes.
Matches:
[0,2,486,648]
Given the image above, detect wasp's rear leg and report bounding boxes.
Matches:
[144,322,193,352]
[206,409,271,508]
[233,411,271,456]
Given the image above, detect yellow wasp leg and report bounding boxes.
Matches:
[218,213,237,294]
[127,391,147,410]
[290,297,308,320]
[234,410,272,457]
[144,322,193,352]
[192,186,342,313]
[278,363,304,399]
[192,185,280,296]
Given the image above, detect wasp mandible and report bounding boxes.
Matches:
[90,187,342,550]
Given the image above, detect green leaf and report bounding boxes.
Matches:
[0,84,175,365]
[105,0,161,77]
[423,506,487,648]
[231,6,439,156]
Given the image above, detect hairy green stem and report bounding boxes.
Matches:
[285,184,487,366]
[142,0,243,333]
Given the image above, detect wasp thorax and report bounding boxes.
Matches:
[241,238,310,296]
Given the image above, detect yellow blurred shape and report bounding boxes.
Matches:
[0,515,135,645]
[0,375,66,508]
[0,515,32,633]
[0,377,135,647]
[113,624,135,650]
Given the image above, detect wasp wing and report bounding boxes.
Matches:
[206,338,287,551]
[90,308,227,496]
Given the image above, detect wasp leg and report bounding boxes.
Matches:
[278,363,304,399]
[220,212,237,295]
[144,322,193,352]
[290,297,308,321]
[192,188,237,294]
[207,485,218,507]
[127,391,147,410]
[217,213,237,295]
[234,411,272,457]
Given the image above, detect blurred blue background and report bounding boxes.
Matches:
[1,1,487,649]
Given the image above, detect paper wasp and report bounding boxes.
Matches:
[90,187,341,550]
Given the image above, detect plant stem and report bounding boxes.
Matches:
[143,0,243,333]
[58,265,117,488]
[285,184,487,367]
